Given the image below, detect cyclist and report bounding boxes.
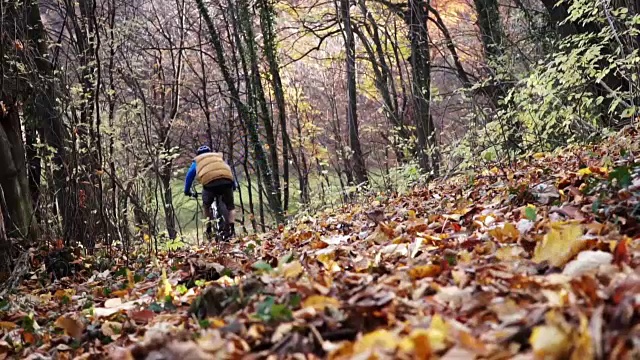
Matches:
[184,145,237,240]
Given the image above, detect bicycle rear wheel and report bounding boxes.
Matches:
[215,196,230,242]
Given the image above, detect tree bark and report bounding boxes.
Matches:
[339,0,368,185]
[0,102,34,239]
[408,0,439,175]
[259,0,291,212]
[196,0,284,223]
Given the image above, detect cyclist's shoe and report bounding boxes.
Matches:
[205,224,214,242]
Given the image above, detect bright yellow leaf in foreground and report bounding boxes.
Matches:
[533,222,585,267]
[353,329,398,355]
[157,268,173,300]
[529,325,570,358]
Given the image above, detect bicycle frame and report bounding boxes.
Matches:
[191,189,231,242]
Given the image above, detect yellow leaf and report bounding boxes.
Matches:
[143,233,151,243]
[408,264,442,280]
[281,260,303,278]
[495,246,525,261]
[571,314,594,360]
[458,250,472,264]
[54,315,84,339]
[126,269,135,289]
[533,223,585,267]
[157,268,173,300]
[533,152,546,159]
[302,295,340,311]
[317,253,341,273]
[54,289,75,300]
[488,223,520,242]
[353,329,398,354]
[529,325,570,358]
[208,318,225,328]
[327,341,354,360]
[406,329,433,359]
[577,168,592,177]
[427,314,449,352]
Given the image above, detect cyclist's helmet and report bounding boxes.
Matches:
[196,145,211,155]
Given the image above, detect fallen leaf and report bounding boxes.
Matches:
[128,309,156,324]
[529,325,570,358]
[408,264,442,280]
[281,260,303,278]
[55,315,84,339]
[562,250,613,276]
[157,268,173,300]
[321,234,349,245]
[302,295,340,311]
[0,322,16,331]
[533,222,585,267]
[101,321,123,337]
[104,298,123,308]
[111,289,129,298]
[495,245,525,261]
[353,329,398,355]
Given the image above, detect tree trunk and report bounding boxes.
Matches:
[408,0,439,175]
[339,0,368,185]
[259,0,291,212]
[196,0,284,222]
[0,102,34,239]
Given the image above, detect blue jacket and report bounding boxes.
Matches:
[184,161,238,194]
[184,161,197,194]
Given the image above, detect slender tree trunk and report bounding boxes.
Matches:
[0,102,34,239]
[339,0,368,185]
[408,0,439,175]
[196,0,284,222]
[259,0,291,212]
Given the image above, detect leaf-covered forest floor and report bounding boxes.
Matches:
[2,127,640,360]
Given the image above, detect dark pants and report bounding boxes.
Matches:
[202,178,235,211]
[202,178,235,239]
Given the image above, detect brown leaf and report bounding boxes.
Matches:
[55,315,84,339]
[128,309,156,324]
[408,264,442,280]
[613,237,631,266]
[0,322,16,331]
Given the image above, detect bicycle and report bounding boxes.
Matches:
[190,190,232,243]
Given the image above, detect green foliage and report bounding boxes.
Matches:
[252,261,273,272]
[500,0,639,147]
[254,296,293,322]
[525,206,537,221]
[609,165,632,188]
[448,0,639,171]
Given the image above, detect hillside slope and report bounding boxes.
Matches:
[2,127,640,359]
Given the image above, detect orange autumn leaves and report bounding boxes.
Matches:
[328,314,487,360]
